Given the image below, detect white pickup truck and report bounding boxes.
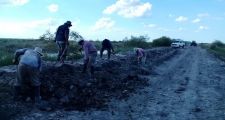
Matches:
[171,41,185,48]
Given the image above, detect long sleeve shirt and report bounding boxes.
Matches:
[136,48,145,58]
[83,41,97,60]
[55,24,69,43]
[15,49,42,70]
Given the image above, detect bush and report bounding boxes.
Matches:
[123,35,151,48]
[0,54,13,66]
[210,40,224,49]
[152,36,172,47]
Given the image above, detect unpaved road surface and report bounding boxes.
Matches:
[2,46,225,120]
[110,46,225,120]
[51,46,225,120]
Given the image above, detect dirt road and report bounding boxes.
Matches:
[58,46,225,120]
[3,46,225,120]
[106,46,225,120]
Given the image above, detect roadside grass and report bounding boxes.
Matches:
[0,35,174,67]
[209,47,225,61]
[200,42,225,61]
[0,38,151,67]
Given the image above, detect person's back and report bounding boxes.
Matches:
[101,39,114,59]
[102,39,112,48]
[135,48,146,64]
[13,47,43,105]
[20,49,41,68]
[83,41,97,57]
[55,24,69,42]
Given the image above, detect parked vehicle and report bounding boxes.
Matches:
[171,41,185,48]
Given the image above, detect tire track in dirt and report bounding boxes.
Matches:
[39,47,225,120]
[121,47,225,120]
[3,47,225,120]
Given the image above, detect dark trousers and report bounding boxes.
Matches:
[57,42,68,62]
[82,52,97,75]
[100,47,111,59]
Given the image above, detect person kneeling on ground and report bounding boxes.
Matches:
[134,48,146,64]
[100,38,114,60]
[13,47,43,104]
[78,40,97,78]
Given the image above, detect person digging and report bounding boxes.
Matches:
[134,48,146,65]
[13,47,51,110]
[78,40,97,80]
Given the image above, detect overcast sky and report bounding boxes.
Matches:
[0,0,225,43]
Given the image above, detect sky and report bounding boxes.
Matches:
[0,0,225,43]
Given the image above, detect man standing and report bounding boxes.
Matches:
[55,21,72,63]
[100,39,114,59]
[78,40,97,78]
[13,47,43,104]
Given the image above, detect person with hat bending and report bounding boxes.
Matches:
[78,40,97,79]
[55,21,72,63]
[13,47,44,104]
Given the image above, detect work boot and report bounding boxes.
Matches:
[34,86,41,104]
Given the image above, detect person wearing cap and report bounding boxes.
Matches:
[100,39,114,60]
[55,21,72,63]
[13,47,43,104]
[78,40,97,78]
[134,48,146,64]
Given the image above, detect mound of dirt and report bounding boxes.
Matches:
[39,47,176,111]
[40,58,150,110]
[0,47,177,111]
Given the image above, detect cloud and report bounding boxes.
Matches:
[145,24,156,28]
[197,13,209,18]
[0,0,29,6]
[175,16,188,22]
[48,4,58,13]
[199,26,208,30]
[195,25,208,32]
[103,0,152,18]
[168,14,174,18]
[0,18,56,38]
[178,27,184,31]
[192,18,201,23]
[91,17,115,31]
[157,27,170,32]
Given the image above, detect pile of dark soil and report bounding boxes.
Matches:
[40,56,150,111]
[0,47,177,112]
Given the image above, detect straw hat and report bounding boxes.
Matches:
[34,47,43,56]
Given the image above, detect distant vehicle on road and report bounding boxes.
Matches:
[190,41,197,46]
[171,40,185,48]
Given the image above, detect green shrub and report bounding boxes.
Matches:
[212,40,224,47]
[210,40,224,50]
[0,54,13,66]
[152,36,172,47]
[210,44,217,50]
[123,35,151,48]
